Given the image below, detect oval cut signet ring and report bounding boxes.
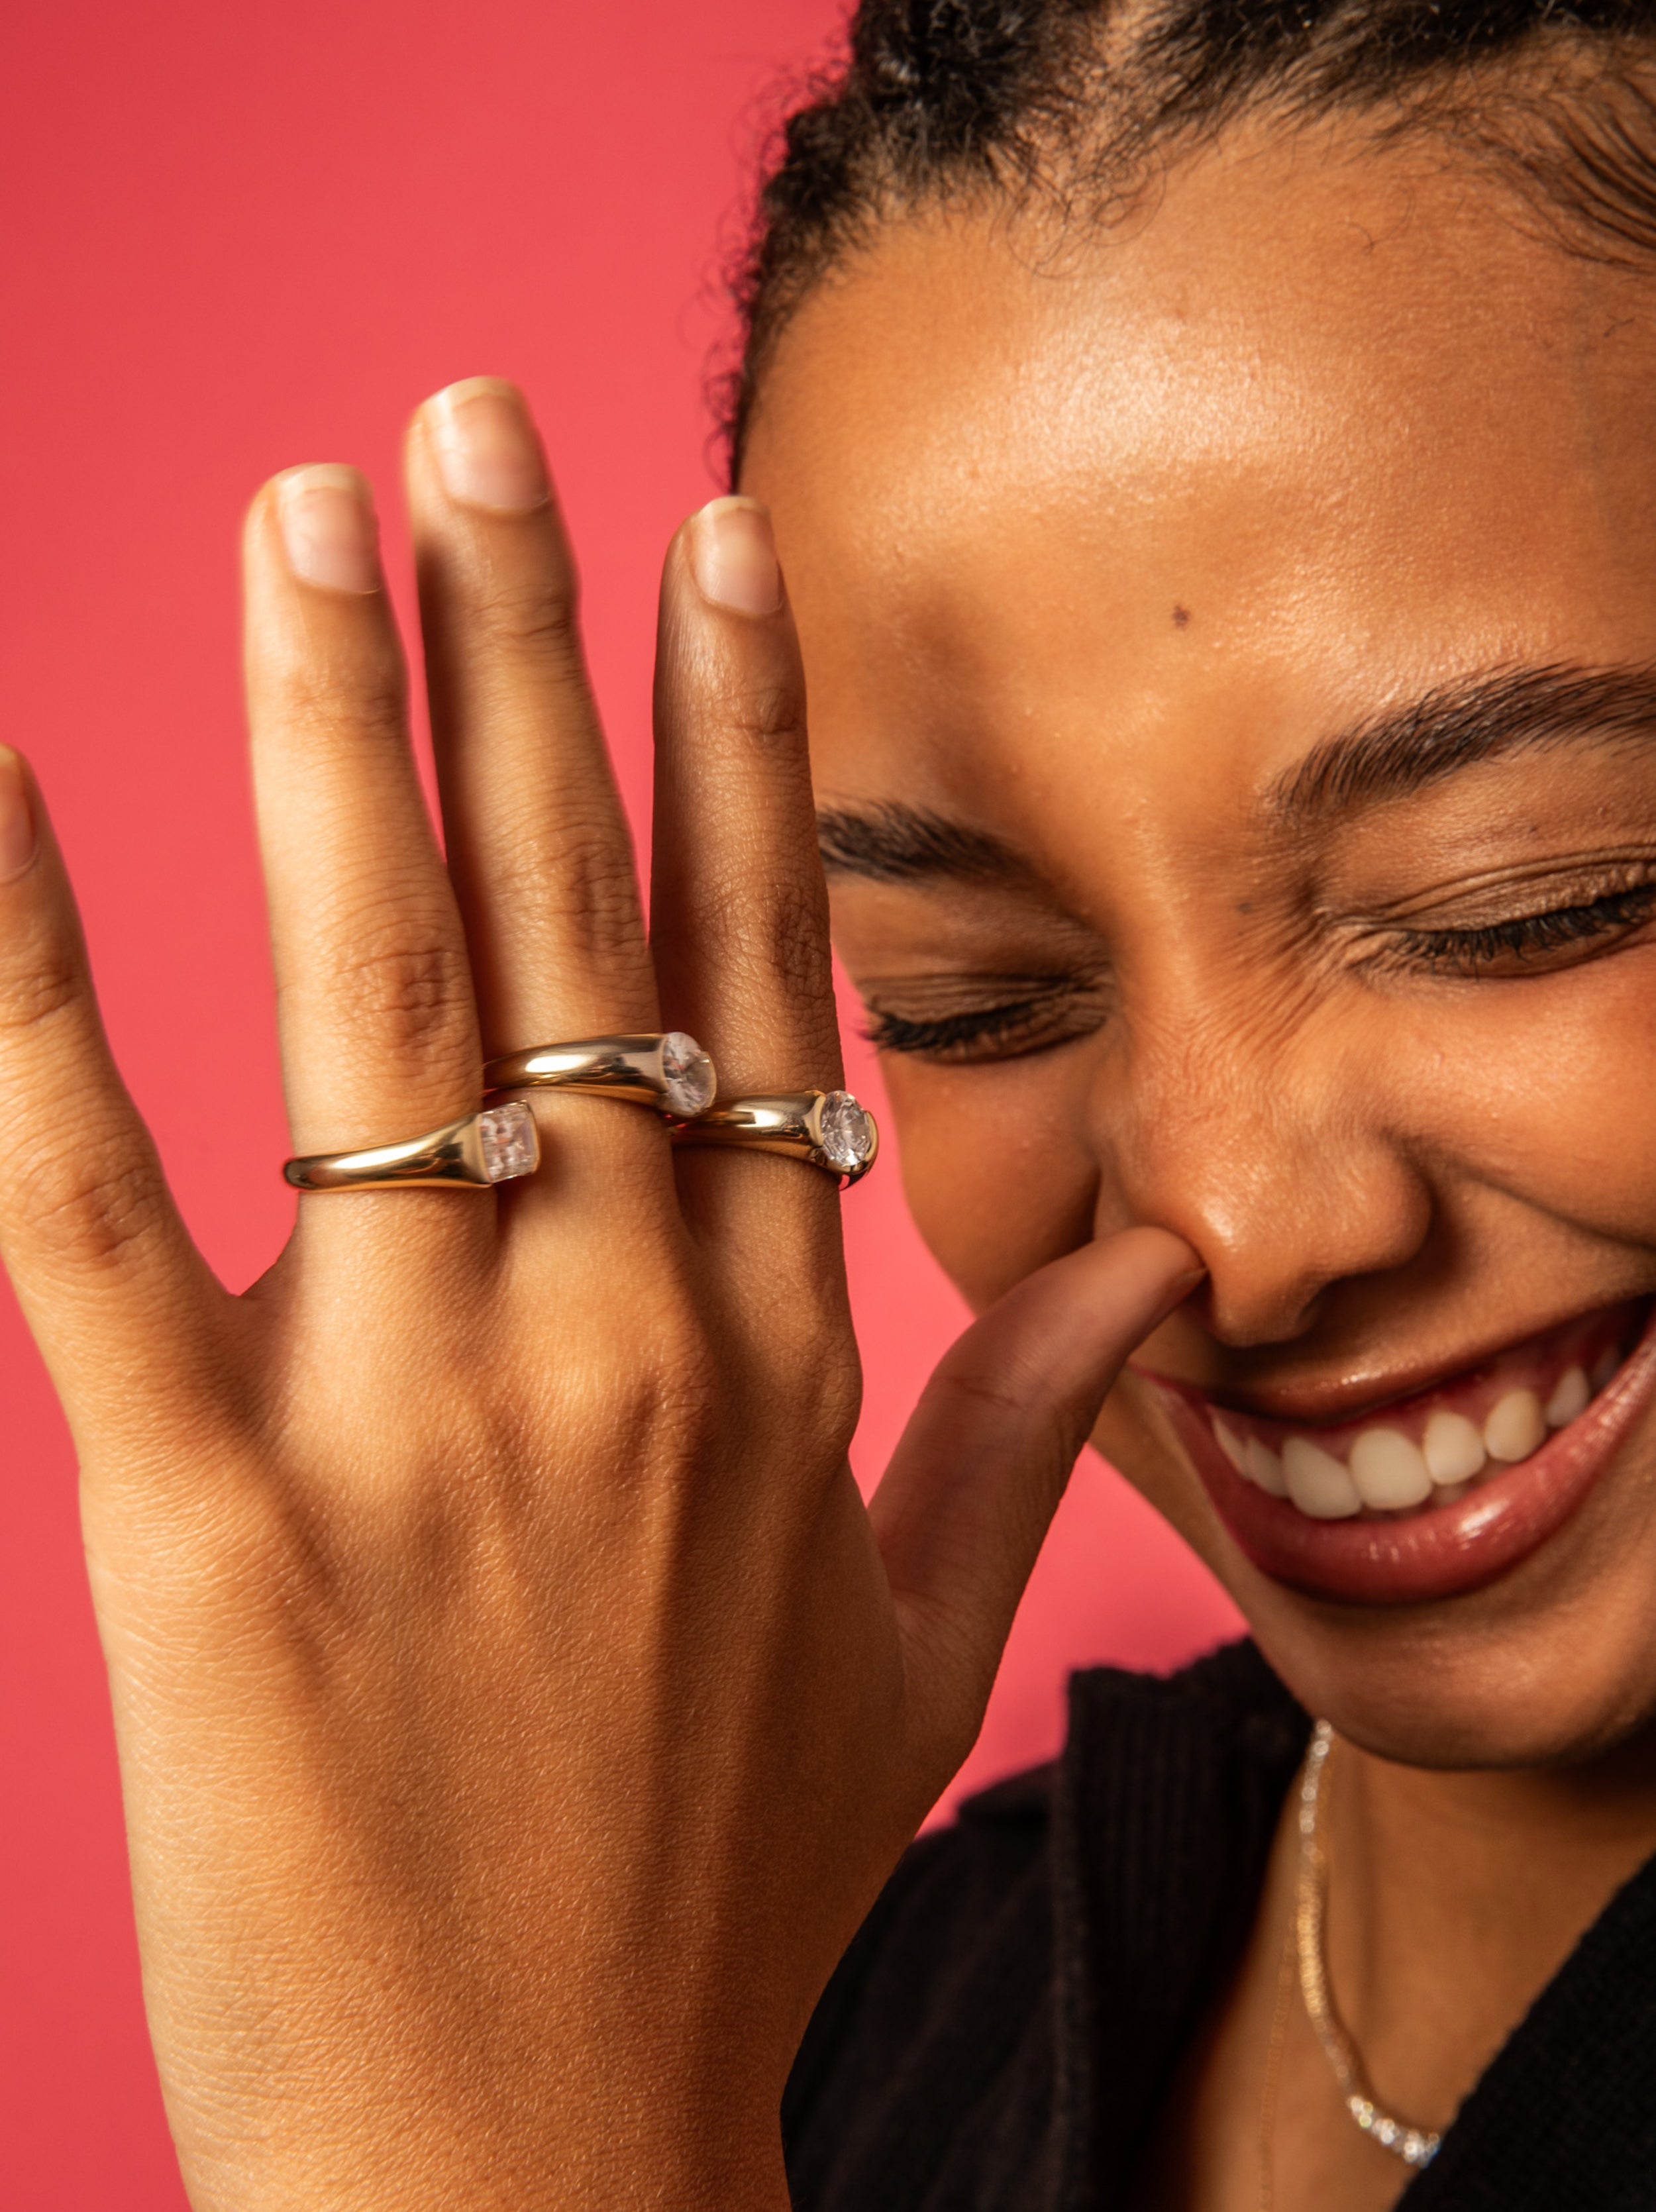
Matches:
[672,1089,878,1185]
[284,1101,540,1193]
[484,1032,716,1119]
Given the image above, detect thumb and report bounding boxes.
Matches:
[870,1226,1202,1770]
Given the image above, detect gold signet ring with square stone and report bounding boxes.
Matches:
[482,1032,717,1119]
[283,1101,540,1192]
[671,1090,878,1186]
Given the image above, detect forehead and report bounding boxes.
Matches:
[743,128,1656,822]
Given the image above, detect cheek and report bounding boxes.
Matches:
[1406,955,1656,1244]
[880,1055,1099,1310]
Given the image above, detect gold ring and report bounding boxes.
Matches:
[671,1089,878,1185]
[284,1101,539,1193]
[484,1032,716,1119]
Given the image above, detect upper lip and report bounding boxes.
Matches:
[1135,1295,1650,1429]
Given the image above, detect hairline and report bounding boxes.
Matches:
[727,43,1656,481]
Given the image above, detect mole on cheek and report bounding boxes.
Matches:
[1172,604,1192,629]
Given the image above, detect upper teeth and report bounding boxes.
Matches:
[1483,1388,1545,1463]
[1423,1409,1484,1483]
[1214,1361,1601,1519]
[1545,1366,1590,1427]
[1244,1436,1288,1496]
[1348,1428,1432,1511]
[1282,1436,1359,1517]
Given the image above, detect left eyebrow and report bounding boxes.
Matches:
[1270,660,1656,821]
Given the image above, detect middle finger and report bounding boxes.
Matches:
[407,380,659,1056]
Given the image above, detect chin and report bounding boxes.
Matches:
[1096,1302,1656,1772]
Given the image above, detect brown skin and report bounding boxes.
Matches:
[743,123,1656,2205]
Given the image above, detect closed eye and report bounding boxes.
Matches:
[861,978,1110,1064]
[1386,881,1656,976]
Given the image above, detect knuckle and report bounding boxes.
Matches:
[703,668,804,756]
[544,1301,721,1482]
[276,652,407,756]
[0,940,85,1043]
[470,570,582,663]
[635,1284,722,1411]
[695,862,832,1005]
[493,811,645,967]
[313,899,472,1056]
[751,1310,861,1455]
[803,1331,863,1429]
[19,1132,166,1276]
[798,1352,863,1459]
[637,1305,722,1433]
[722,676,807,753]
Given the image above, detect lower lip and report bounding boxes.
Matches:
[1143,1312,1656,1606]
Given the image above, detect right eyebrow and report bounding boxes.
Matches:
[1268,660,1656,821]
[817,801,1029,884]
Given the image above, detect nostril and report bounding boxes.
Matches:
[1102,1084,1437,1350]
[1182,1268,1333,1352]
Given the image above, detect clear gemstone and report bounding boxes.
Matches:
[478,1100,538,1183]
[817,1089,874,1174]
[659,1031,715,1117]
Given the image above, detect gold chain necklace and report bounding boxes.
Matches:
[1294,1719,1441,2172]
[1256,1914,1295,2212]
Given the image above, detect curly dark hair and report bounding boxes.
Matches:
[725,0,1656,473]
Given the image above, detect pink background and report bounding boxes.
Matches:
[0,3,1239,2201]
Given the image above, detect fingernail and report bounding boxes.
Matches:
[276,466,382,593]
[688,496,782,617]
[0,748,36,883]
[426,378,549,513]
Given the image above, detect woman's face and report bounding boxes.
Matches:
[741,126,1656,1772]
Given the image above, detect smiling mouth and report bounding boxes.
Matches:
[1136,1299,1656,1604]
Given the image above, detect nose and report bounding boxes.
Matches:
[1095,1017,1434,1347]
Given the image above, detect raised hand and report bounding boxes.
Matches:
[0,380,1197,2211]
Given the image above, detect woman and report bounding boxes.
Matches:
[3,0,1655,2204]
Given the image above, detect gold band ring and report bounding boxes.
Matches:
[671,1089,878,1186]
[284,1101,540,1193]
[484,1031,716,1119]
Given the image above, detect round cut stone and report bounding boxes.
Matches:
[660,1031,715,1117]
[477,1099,538,1183]
[817,1089,874,1174]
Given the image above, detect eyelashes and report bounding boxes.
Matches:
[862,983,1108,1064]
[1388,881,1656,975]
[861,875,1656,1066]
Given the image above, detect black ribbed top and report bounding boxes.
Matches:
[784,1640,1656,2210]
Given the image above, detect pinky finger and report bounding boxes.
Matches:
[0,749,223,1438]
